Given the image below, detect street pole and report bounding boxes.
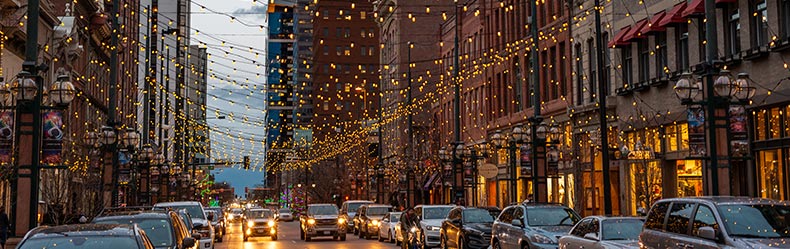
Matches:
[109,0,120,207]
[593,0,613,215]
[529,0,543,203]
[452,1,462,205]
[406,41,413,207]
[703,0,720,195]
[509,142,517,203]
[148,0,159,144]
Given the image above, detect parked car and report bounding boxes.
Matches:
[558,216,644,249]
[154,201,214,249]
[640,196,790,248]
[414,204,455,248]
[358,204,392,239]
[204,207,226,235]
[441,207,498,249]
[379,211,402,243]
[340,200,373,234]
[242,208,279,241]
[93,209,200,249]
[278,208,294,222]
[204,210,224,242]
[477,206,502,219]
[18,224,163,249]
[300,203,347,241]
[491,202,581,249]
[229,208,244,222]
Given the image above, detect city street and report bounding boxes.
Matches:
[216,221,399,249]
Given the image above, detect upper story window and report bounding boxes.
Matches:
[676,25,690,72]
[752,0,769,47]
[781,0,790,40]
[724,4,741,56]
[637,40,650,83]
[621,45,633,87]
[587,39,597,101]
[655,33,668,78]
[574,43,584,106]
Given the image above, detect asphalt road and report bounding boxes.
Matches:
[215,219,401,249]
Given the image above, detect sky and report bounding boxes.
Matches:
[189,0,270,197]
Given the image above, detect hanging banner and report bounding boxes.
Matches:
[520,145,532,178]
[687,108,706,157]
[729,105,749,158]
[0,111,13,165]
[42,110,64,165]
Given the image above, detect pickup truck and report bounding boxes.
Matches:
[299,204,346,241]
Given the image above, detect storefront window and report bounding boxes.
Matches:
[629,161,662,215]
[759,149,785,200]
[664,124,690,151]
[770,108,782,139]
[566,174,575,209]
[786,105,790,137]
[624,128,661,152]
[755,110,767,141]
[676,160,703,197]
[679,124,689,150]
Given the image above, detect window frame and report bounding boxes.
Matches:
[575,43,584,106]
[588,39,597,101]
[724,4,741,56]
[655,33,668,78]
[676,25,690,73]
[751,0,769,48]
[637,39,650,83]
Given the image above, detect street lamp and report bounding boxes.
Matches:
[489,126,530,204]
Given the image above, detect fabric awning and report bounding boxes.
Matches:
[658,3,688,26]
[608,26,632,47]
[682,0,704,17]
[622,19,649,42]
[641,11,667,34]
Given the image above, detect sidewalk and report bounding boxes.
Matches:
[7,237,21,248]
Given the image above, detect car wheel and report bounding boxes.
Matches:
[378,231,384,242]
[340,233,346,241]
[389,230,395,243]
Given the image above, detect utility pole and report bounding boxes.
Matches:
[452,1,462,205]
[148,0,159,145]
[702,0,720,195]
[175,0,186,173]
[143,6,152,146]
[529,0,544,203]
[593,0,613,215]
[109,0,121,207]
[406,41,413,207]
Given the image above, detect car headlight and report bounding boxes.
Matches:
[268,220,275,227]
[410,227,418,233]
[247,221,254,227]
[425,225,440,231]
[307,219,316,225]
[338,217,346,224]
[372,220,380,226]
[532,234,555,244]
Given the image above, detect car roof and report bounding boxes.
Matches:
[657,196,789,206]
[309,203,337,206]
[95,211,171,220]
[364,204,391,208]
[582,216,645,221]
[416,205,455,208]
[344,200,373,204]
[248,208,271,211]
[154,201,202,206]
[28,224,137,238]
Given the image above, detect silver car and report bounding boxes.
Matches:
[379,212,402,243]
[639,196,790,248]
[558,216,643,249]
[491,203,581,249]
[278,208,294,222]
[415,205,455,248]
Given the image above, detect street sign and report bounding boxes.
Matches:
[479,163,498,179]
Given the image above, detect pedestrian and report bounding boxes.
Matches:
[0,207,9,249]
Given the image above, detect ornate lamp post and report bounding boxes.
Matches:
[490,126,529,204]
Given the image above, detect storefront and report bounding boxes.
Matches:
[751,104,790,200]
[575,127,621,216]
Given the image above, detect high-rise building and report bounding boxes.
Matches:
[186,45,209,165]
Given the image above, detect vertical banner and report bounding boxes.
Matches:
[687,108,706,157]
[42,110,64,165]
[520,145,532,177]
[0,111,13,164]
[729,105,749,157]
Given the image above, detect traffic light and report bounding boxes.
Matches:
[243,156,250,170]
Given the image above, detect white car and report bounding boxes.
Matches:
[378,212,401,243]
[415,205,455,248]
[559,216,643,249]
[154,201,214,249]
[278,208,294,222]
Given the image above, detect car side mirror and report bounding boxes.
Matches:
[698,226,717,240]
[191,233,202,240]
[511,219,524,228]
[182,237,196,248]
[584,232,599,241]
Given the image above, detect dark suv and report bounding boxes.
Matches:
[340,200,373,234]
[357,204,392,239]
[93,209,199,249]
[491,202,581,249]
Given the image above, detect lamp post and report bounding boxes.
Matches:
[674,70,755,195]
[490,126,529,203]
[455,143,490,206]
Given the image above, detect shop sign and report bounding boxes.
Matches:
[729,105,749,158]
[479,163,498,179]
[687,108,706,157]
[520,145,532,177]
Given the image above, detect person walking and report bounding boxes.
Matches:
[0,207,9,249]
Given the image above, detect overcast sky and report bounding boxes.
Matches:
[189,0,269,197]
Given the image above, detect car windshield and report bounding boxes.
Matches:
[601,219,644,240]
[719,204,790,238]
[423,207,453,220]
[309,205,339,215]
[93,218,173,247]
[155,205,205,220]
[19,236,139,248]
[204,211,216,221]
[526,207,580,226]
[390,214,401,222]
[348,203,369,213]
[279,208,291,213]
[248,210,274,219]
[463,209,496,223]
[367,207,390,216]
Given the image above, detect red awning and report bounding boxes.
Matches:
[641,11,667,34]
[622,19,649,42]
[682,0,704,17]
[608,26,632,48]
[658,3,688,26]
